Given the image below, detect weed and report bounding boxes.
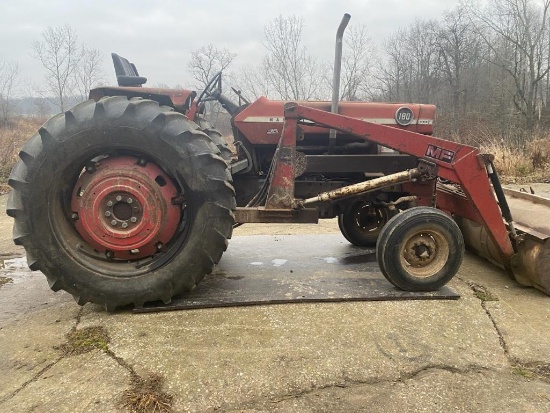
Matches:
[534,363,550,380]
[469,282,499,302]
[512,366,534,378]
[0,276,13,287]
[56,326,110,355]
[512,363,550,381]
[120,373,173,413]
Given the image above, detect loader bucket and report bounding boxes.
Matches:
[456,189,550,295]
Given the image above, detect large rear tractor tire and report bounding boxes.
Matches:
[338,202,397,248]
[195,115,233,161]
[7,96,235,310]
[376,207,464,291]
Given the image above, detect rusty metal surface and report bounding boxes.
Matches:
[232,98,436,145]
[504,189,550,239]
[135,234,458,313]
[303,169,421,205]
[285,104,515,263]
[235,207,318,224]
[89,87,195,113]
[265,111,299,209]
[505,188,550,295]
[71,156,181,260]
[457,189,550,296]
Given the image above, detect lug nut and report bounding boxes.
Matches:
[116,195,122,202]
[105,211,111,217]
[156,243,163,250]
[130,217,137,223]
[127,198,133,204]
[105,251,114,259]
[111,220,117,226]
[121,222,128,228]
[71,213,78,220]
[106,200,113,207]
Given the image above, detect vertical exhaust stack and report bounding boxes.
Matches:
[328,13,351,154]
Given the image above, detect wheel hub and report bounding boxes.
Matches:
[404,234,437,267]
[71,156,182,260]
[356,205,384,232]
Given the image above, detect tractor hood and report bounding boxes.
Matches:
[233,97,436,145]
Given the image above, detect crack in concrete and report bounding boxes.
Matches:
[217,277,550,411]
[220,364,494,411]
[480,299,510,355]
[0,306,85,405]
[458,277,510,356]
[0,356,64,404]
[459,277,550,384]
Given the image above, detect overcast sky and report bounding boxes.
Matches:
[1,0,461,93]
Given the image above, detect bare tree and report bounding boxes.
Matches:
[322,25,376,101]
[375,20,442,104]
[235,65,271,100]
[74,46,105,99]
[375,28,408,102]
[188,44,236,89]
[188,44,237,123]
[472,0,550,137]
[31,25,82,111]
[0,59,20,126]
[342,25,375,100]
[436,5,483,135]
[262,15,320,100]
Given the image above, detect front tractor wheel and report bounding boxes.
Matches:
[7,97,235,310]
[375,207,464,291]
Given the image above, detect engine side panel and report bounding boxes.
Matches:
[233,97,436,145]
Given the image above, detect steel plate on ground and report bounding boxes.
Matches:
[135,234,459,313]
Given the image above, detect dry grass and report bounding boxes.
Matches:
[0,117,45,185]
[480,134,550,183]
[120,374,174,413]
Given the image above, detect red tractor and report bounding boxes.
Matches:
[8,15,548,310]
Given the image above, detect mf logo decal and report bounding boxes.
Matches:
[425,144,455,163]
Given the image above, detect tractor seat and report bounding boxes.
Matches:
[111,53,147,87]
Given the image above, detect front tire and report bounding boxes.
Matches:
[7,97,235,310]
[376,207,464,291]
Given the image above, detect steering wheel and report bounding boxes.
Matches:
[196,71,223,106]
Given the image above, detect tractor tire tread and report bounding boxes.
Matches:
[8,97,235,310]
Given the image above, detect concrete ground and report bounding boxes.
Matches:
[1,192,550,413]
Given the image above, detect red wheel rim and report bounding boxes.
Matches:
[71,156,182,259]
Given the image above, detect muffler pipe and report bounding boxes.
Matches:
[328,13,351,154]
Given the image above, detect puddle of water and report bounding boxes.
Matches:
[272,259,288,267]
[3,257,28,270]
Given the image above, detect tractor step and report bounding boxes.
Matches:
[134,234,459,313]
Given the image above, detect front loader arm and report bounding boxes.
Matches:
[282,103,516,266]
